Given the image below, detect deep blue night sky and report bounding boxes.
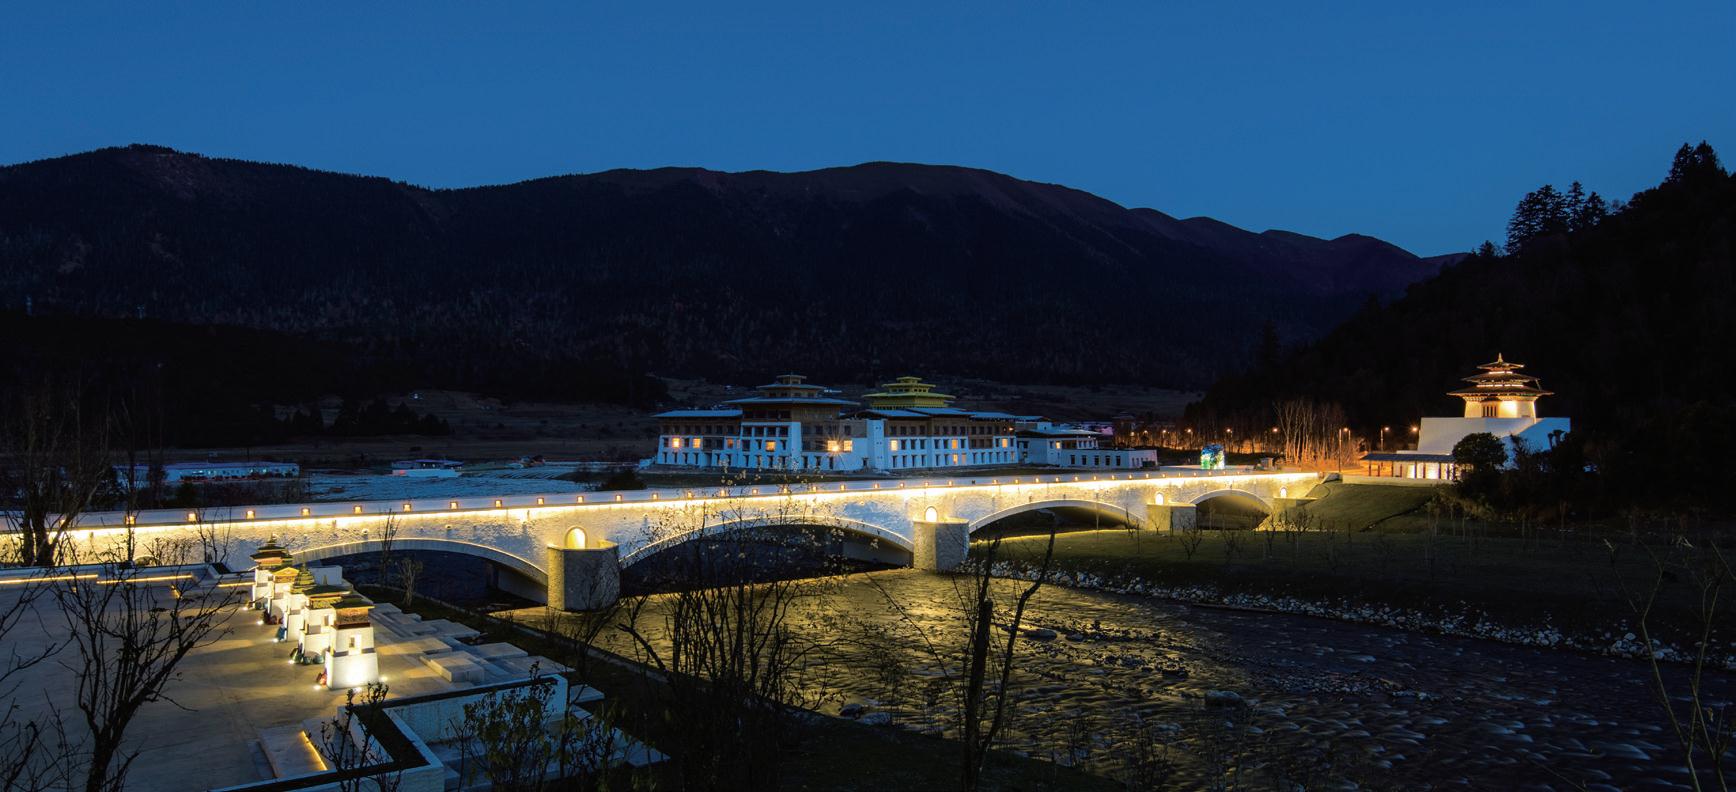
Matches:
[3,2,1730,254]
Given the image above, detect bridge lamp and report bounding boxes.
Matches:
[245,510,255,519]
[402,503,412,512]
[924,506,939,522]
[450,501,459,510]
[494,499,504,508]
[301,507,310,517]
[187,512,197,522]
[536,497,545,506]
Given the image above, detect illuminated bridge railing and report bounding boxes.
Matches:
[65,468,1302,531]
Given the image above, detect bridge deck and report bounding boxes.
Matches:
[68,469,1306,530]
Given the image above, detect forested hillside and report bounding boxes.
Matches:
[0,146,1447,394]
[1191,143,1734,507]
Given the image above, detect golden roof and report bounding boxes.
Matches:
[249,538,292,564]
[1448,354,1551,398]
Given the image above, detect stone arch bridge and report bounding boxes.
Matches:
[56,470,1319,609]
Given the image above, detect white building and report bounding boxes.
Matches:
[1362,355,1572,480]
[652,374,1157,473]
[1015,425,1159,469]
[115,460,299,488]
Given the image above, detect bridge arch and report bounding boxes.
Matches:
[294,537,548,585]
[966,499,1143,533]
[1189,489,1274,510]
[619,515,913,568]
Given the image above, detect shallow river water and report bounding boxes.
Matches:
[601,568,1732,789]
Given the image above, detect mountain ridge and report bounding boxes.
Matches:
[0,144,1455,394]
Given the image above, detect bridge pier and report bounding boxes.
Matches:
[912,519,968,572]
[546,543,621,611]
[1146,502,1197,532]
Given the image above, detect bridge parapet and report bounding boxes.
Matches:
[48,470,1321,608]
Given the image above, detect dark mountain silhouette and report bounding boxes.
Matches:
[0,145,1449,395]
[1190,142,1735,507]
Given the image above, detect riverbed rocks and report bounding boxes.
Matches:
[1203,689,1244,707]
[986,561,1736,670]
[714,568,1734,789]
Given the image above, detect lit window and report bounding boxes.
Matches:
[766,440,778,452]
[889,440,900,451]
[670,437,683,449]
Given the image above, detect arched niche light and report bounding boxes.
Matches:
[924,506,939,522]
[565,527,587,549]
[1153,493,1166,505]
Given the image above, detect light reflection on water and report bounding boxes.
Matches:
[587,568,1728,788]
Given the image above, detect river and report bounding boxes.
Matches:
[591,567,1732,789]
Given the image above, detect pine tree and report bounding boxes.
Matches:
[1506,189,1542,253]
[1475,240,1502,258]
[1536,184,1569,236]
[1572,191,1607,232]
[1564,182,1586,226]
[1668,141,1725,184]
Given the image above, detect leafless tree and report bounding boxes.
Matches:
[318,681,402,792]
[395,557,423,609]
[956,527,1059,791]
[377,512,398,588]
[194,510,236,569]
[1272,398,1348,469]
[613,490,837,788]
[1176,517,1207,561]
[1627,533,1735,791]
[450,666,613,791]
[0,381,116,568]
[0,572,71,791]
[54,556,240,792]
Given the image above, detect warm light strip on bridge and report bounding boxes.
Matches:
[60,470,1319,532]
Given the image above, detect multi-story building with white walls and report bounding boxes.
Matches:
[653,375,1155,473]
[1015,425,1159,468]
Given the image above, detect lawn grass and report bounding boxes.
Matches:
[1286,480,1444,533]
[356,585,1120,791]
[984,480,1726,645]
